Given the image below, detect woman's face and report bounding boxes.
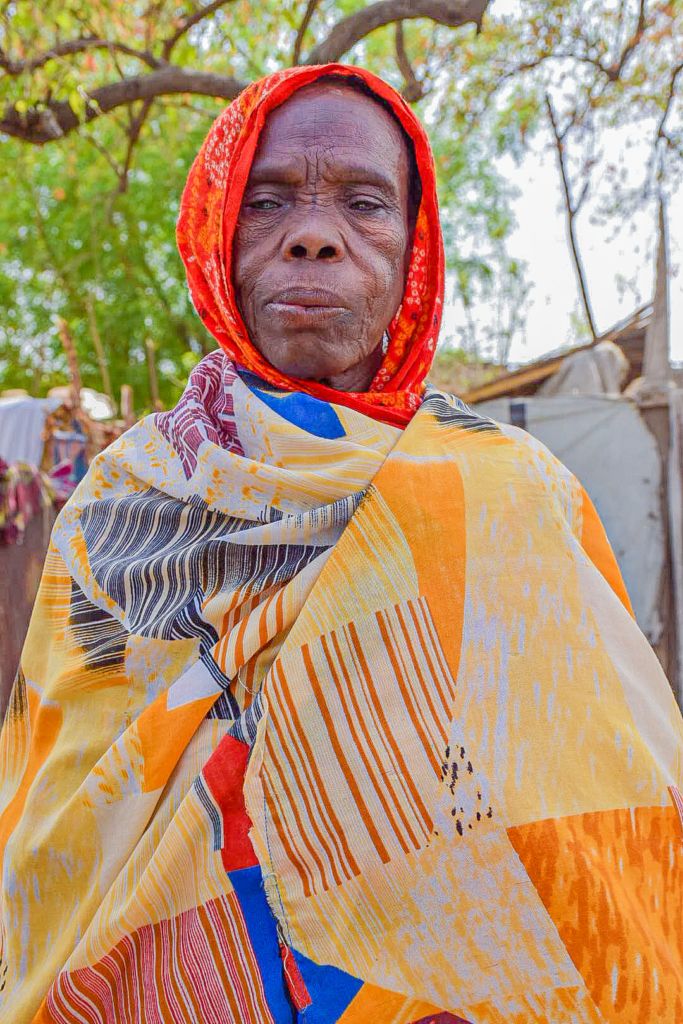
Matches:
[232,82,412,392]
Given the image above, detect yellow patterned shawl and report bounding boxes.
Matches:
[1,352,682,1024]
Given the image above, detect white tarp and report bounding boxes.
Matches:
[537,340,628,396]
[476,395,665,644]
[0,396,61,468]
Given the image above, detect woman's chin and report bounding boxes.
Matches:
[254,341,357,383]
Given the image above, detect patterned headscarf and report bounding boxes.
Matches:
[177,64,444,427]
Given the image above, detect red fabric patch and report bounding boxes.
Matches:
[202,735,258,872]
[280,943,312,1012]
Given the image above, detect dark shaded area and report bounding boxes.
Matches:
[0,504,55,712]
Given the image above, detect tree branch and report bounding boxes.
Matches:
[479,0,647,95]
[305,0,489,65]
[81,132,125,179]
[394,21,424,101]
[118,96,155,192]
[162,0,237,59]
[646,58,683,187]
[605,0,646,81]
[0,37,162,74]
[656,60,683,145]
[661,131,683,161]
[545,93,598,341]
[567,0,647,84]
[292,0,321,66]
[1,65,246,144]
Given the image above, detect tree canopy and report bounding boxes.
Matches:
[1,0,681,407]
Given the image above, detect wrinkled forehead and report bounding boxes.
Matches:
[250,82,409,179]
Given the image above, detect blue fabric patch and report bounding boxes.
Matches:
[243,373,346,440]
[228,865,295,1023]
[291,947,363,1023]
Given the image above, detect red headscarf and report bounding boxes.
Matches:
[177,64,444,427]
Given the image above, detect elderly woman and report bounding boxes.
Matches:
[1,65,682,1024]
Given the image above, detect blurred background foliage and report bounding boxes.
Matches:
[0,0,681,408]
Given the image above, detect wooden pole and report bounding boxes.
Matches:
[120,384,136,428]
[57,317,82,409]
[145,338,162,411]
[643,198,671,383]
[85,295,115,405]
[56,317,96,463]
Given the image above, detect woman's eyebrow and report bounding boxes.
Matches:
[325,161,399,197]
[245,162,303,187]
[246,158,399,197]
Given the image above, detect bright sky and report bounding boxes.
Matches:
[442,131,683,367]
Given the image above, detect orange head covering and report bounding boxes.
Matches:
[177,64,444,427]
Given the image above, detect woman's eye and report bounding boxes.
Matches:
[248,198,281,211]
[349,198,383,212]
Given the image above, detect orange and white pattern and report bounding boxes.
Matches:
[0,354,681,1023]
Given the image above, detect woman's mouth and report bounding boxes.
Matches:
[266,287,348,323]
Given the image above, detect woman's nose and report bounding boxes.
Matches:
[283,213,344,261]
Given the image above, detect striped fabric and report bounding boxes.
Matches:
[0,352,682,1023]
